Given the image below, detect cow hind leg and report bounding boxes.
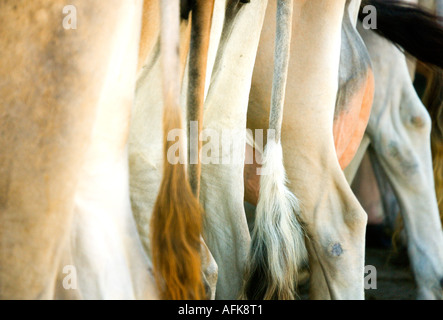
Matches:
[368,85,443,300]
[0,0,144,299]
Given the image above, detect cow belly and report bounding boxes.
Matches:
[333,69,374,169]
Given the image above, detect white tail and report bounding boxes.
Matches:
[241,0,307,300]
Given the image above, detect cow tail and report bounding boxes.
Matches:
[241,0,307,300]
[151,0,205,300]
[187,0,215,197]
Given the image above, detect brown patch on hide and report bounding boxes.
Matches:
[334,70,374,169]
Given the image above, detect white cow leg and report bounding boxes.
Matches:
[283,143,368,300]
[281,0,366,300]
[360,24,443,299]
[200,0,268,299]
[368,96,443,300]
[297,165,367,300]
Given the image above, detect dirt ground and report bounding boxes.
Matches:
[364,247,416,300]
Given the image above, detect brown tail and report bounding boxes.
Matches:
[151,0,210,300]
[422,67,443,223]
